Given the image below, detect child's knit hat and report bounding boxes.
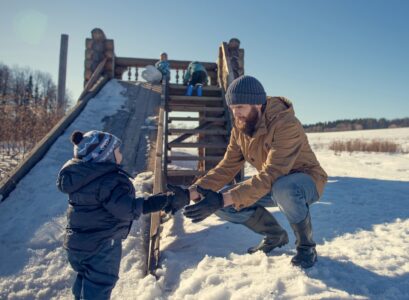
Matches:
[71,130,122,163]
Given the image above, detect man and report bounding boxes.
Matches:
[171,75,327,268]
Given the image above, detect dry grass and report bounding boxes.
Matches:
[329,139,406,154]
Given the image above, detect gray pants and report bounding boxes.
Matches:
[215,173,319,224]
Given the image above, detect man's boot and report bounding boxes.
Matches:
[244,206,289,254]
[290,212,317,268]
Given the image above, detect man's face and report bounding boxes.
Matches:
[230,104,262,136]
[160,54,167,61]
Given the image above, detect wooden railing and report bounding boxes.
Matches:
[115,57,218,86]
[217,41,245,181]
[218,42,236,92]
[146,77,168,275]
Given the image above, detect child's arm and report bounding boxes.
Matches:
[100,182,143,221]
[141,193,170,214]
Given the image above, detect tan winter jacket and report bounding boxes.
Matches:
[194,96,328,210]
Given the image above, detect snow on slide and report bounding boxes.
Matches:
[0,80,152,299]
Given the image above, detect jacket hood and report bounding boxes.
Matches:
[57,159,119,194]
[264,96,294,122]
[251,96,294,138]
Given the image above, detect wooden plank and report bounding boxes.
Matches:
[0,76,109,202]
[147,106,165,275]
[168,128,228,135]
[168,142,227,148]
[167,155,223,161]
[168,116,226,122]
[221,42,235,87]
[169,95,223,102]
[167,170,207,177]
[79,58,107,99]
[167,105,225,112]
[166,120,224,145]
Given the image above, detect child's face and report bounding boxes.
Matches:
[114,148,123,164]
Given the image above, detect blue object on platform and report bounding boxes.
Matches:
[196,84,203,97]
[186,84,193,96]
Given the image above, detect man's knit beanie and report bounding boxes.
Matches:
[225,75,266,106]
[71,130,122,163]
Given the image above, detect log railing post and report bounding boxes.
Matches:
[57,34,68,115]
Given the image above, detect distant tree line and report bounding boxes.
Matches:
[303,117,409,132]
[0,62,70,161]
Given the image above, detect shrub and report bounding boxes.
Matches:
[329,139,406,154]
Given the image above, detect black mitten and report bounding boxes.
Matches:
[166,184,190,214]
[183,186,224,222]
[142,193,170,214]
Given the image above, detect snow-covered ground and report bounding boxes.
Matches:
[154,127,409,300]
[1,114,408,299]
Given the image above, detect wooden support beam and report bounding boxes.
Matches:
[169,96,223,102]
[167,155,223,161]
[168,129,228,135]
[167,106,225,112]
[168,142,227,148]
[147,106,165,276]
[57,34,69,113]
[168,117,226,122]
[167,170,207,177]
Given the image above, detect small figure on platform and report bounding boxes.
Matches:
[155,52,170,82]
[57,130,188,300]
[183,61,208,96]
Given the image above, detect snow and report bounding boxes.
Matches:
[1,109,409,300]
[0,80,148,299]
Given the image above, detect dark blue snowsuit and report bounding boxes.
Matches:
[57,159,143,300]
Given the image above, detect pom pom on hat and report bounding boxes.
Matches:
[71,131,84,145]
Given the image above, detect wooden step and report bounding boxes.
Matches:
[168,105,226,112]
[168,128,228,135]
[168,116,226,123]
[167,170,207,177]
[167,155,223,161]
[169,95,223,102]
[168,142,228,148]
[169,84,221,91]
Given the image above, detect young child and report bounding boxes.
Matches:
[155,52,170,82]
[183,61,208,97]
[57,130,187,300]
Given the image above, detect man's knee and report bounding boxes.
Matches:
[272,179,303,206]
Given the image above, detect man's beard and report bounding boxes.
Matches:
[234,107,260,137]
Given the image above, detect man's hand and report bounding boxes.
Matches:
[188,185,201,202]
[165,184,190,214]
[183,186,224,223]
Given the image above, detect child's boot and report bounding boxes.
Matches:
[186,84,193,96]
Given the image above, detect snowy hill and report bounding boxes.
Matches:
[1,118,408,299]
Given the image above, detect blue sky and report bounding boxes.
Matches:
[1,0,408,124]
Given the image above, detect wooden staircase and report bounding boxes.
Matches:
[165,83,230,184]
